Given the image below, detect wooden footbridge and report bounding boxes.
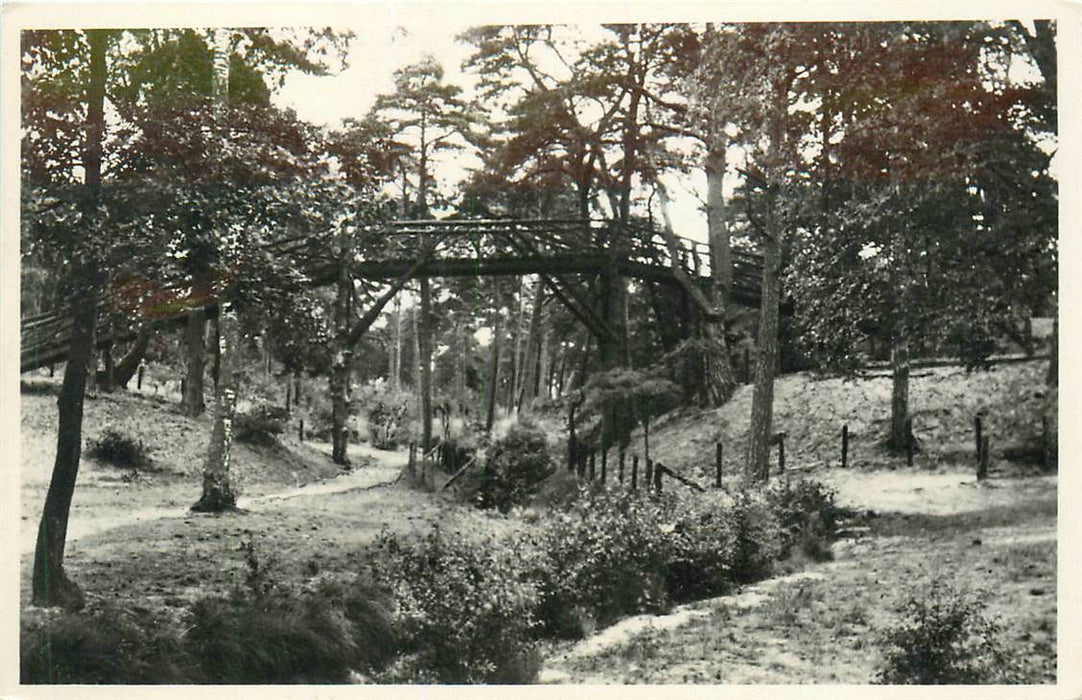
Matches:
[20,218,763,373]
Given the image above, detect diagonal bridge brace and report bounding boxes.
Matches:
[500,228,617,344]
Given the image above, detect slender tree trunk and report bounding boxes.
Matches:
[192,28,237,512]
[411,294,421,391]
[537,323,550,403]
[99,343,115,392]
[888,159,912,453]
[419,276,433,453]
[183,308,206,416]
[454,321,467,410]
[485,279,503,433]
[745,206,783,481]
[330,242,352,465]
[518,278,544,410]
[32,28,107,608]
[391,295,402,392]
[703,137,738,406]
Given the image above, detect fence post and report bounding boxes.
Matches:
[778,433,786,475]
[841,424,849,469]
[655,463,663,493]
[298,418,304,442]
[978,435,990,480]
[619,451,626,484]
[137,365,144,390]
[715,442,723,488]
[601,449,607,484]
[974,415,983,465]
[905,416,914,467]
[645,458,654,490]
[744,347,751,384]
[632,455,639,491]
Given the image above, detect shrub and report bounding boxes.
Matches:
[726,489,783,583]
[765,478,842,560]
[476,420,555,513]
[233,405,287,446]
[665,492,739,602]
[875,583,1020,684]
[21,605,192,684]
[364,527,540,684]
[87,429,152,470]
[533,487,674,636]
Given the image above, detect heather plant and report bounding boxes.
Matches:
[875,583,1020,684]
[87,429,152,470]
[475,419,555,512]
[364,527,541,683]
[765,478,843,560]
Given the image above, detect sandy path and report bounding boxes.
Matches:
[19,444,408,555]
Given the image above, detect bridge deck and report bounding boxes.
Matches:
[21,219,763,373]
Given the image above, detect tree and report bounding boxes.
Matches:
[28,28,109,609]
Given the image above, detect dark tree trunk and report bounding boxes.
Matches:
[419,276,433,453]
[745,194,783,482]
[31,28,108,609]
[888,163,912,453]
[183,308,206,416]
[485,280,503,433]
[331,245,352,465]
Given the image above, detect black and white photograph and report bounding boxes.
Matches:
[4,1,1075,694]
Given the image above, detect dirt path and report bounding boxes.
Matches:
[19,444,409,555]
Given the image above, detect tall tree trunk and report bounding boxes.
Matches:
[99,343,115,392]
[745,195,783,481]
[330,242,352,465]
[419,276,433,453]
[888,159,912,453]
[702,137,738,406]
[537,322,550,403]
[391,295,402,393]
[454,321,467,411]
[485,279,503,433]
[182,308,206,416]
[32,28,107,609]
[192,28,237,512]
[518,278,544,410]
[411,294,421,391]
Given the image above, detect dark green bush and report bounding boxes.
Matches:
[364,527,540,684]
[21,605,193,684]
[234,405,287,446]
[765,478,842,560]
[875,583,1019,684]
[475,420,554,513]
[533,487,674,636]
[87,429,152,469]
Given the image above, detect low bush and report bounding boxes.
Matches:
[233,404,287,446]
[21,605,193,684]
[475,420,555,513]
[533,487,674,636]
[364,527,540,683]
[765,478,842,560]
[87,429,152,470]
[875,583,1019,684]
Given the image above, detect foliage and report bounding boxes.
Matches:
[764,478,843,560]
[21,605,193,684]
[533,487,675,636]
[356,381,414,449]
[87,429,152,469]
[363,527,540,684]
[233,404,287,446]
[475,419,555,513]
[875,583,1019,684]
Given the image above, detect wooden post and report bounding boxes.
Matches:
[568,430,576,472]
[715,442,723,488]
[618,451,626,483]
[408,442,416,478]
[645,458,654,490]
[777,433,786,475]
[655,463,663,493]
[589,452,596,481]
[841,424,849,469]
[298,418,304,442]
[978,435,990,480]
[49,363,55,378]
[974,415,983,465]
[905,416,914,467]
[601,449,607,484]
[137,365,144,390]
[632,455,639,491]
[286,381,292,413]
[180,377,186,403]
